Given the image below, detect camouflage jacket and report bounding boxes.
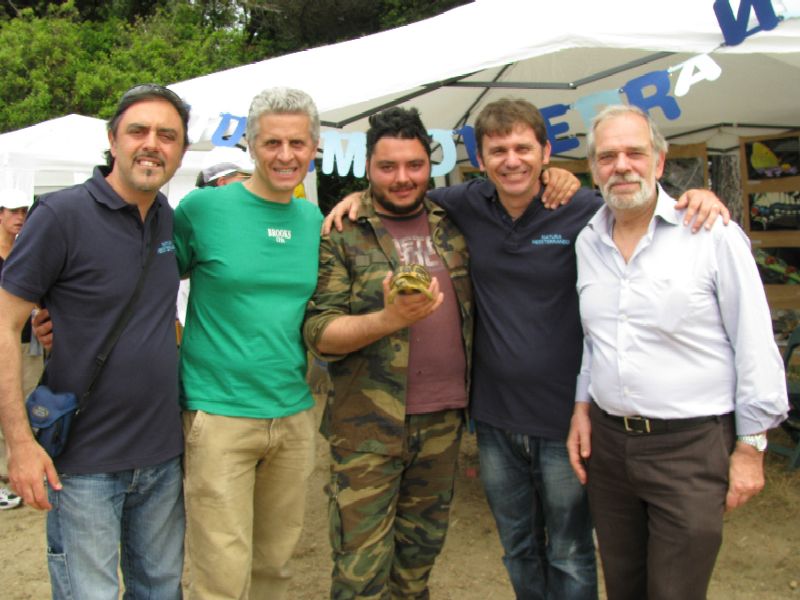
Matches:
[303,191,473,456]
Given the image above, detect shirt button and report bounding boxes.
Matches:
[620,314,627,322]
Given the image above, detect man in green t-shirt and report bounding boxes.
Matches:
[173,87,322,600]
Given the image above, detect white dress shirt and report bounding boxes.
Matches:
[575,186,788,435]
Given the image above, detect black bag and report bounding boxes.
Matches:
[24,220,159,458]
[25,386,79,458]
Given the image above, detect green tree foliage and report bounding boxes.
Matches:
[379,0,469,30]
[1,0,160,22]
[239,0,470,58]
[315,159,370,216]
[0,0,470,132]
[0,1,252,131]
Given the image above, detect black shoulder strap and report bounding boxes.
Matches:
[77,218,161,413]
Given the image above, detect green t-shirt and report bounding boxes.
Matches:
[173,182,322,418]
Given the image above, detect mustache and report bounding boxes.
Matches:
[134,151,164,166]
[607,173,643,185]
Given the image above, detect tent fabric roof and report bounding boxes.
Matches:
[3,0,799,197]
[0,114,108,165]
[169,0,800,155]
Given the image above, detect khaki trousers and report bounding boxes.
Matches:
[182,408,315,600]
[0,343,44,477]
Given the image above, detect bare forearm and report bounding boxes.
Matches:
[313,271,443,356]
[0,291,39,445]
[0,333,34,446]
[316,309,405,356]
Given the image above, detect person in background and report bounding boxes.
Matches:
[195,161,251,188]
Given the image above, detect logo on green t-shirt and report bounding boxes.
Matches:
[267,228,292,244]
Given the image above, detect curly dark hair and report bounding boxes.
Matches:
[366,107,432,160]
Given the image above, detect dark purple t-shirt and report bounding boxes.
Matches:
[380,211,468,415]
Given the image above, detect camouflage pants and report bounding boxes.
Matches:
[328,409,464,600]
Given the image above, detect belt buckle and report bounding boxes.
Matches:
[623,416,651,434]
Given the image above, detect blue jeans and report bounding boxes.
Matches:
[476,421,597,600]
[46,457,184,600]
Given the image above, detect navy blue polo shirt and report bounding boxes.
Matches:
[430,179,602,440]
[1,167,182,474]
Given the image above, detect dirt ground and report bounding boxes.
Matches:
[1,394,798,600]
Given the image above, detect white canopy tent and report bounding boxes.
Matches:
[170,0,800,170]
[3,0,799,201]
[0,115,105,198]
[0,114,270,205]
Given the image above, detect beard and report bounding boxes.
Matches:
[371,185,426,216]
[601,173,656,210]
[130,151,168,192]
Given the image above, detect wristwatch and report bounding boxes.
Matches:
[737,433,768,452]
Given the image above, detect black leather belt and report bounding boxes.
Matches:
[600,409,727,434]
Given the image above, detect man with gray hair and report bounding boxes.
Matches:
[173,87,322,600]
[567,104,788,600]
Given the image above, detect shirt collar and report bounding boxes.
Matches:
[586,183,677,238]
[85,165,165,217]
[477,178,543,224]
[652,184,680,227]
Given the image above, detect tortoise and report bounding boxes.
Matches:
[387,264,434,303]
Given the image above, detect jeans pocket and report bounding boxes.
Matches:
[47,551,74,600]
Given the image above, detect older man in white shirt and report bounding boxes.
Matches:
[567,104,788,600]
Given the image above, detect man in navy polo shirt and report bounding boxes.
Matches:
[0,84,188,600]
[327,98,728,599]
[430,99,602,599]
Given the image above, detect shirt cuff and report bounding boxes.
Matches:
[735,395,789,435]
[574,373,591,403]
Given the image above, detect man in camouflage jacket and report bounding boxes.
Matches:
[303,107,472,600]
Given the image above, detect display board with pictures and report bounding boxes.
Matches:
[660,143,708,199]
[740,131,800,309]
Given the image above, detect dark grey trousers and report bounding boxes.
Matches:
[587,402,735,600]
